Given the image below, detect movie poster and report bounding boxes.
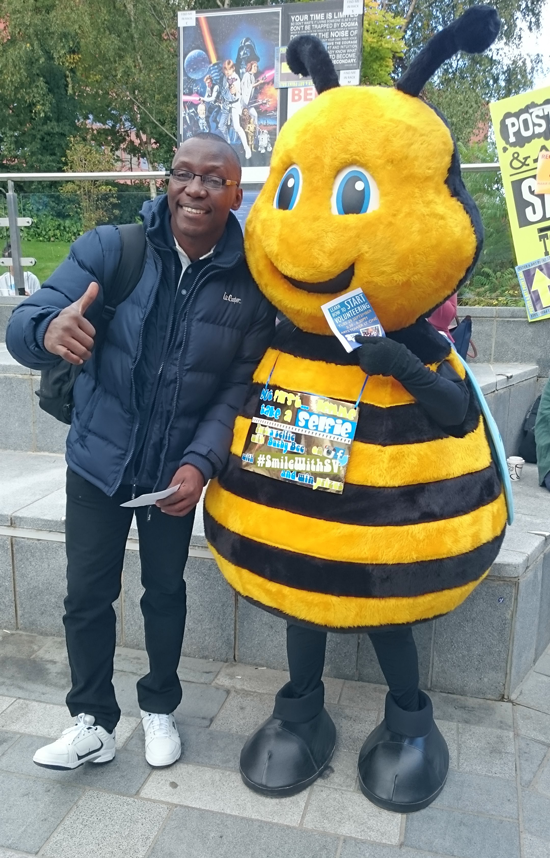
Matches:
[178,8,281,180]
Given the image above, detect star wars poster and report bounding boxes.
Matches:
[178,8,281,181]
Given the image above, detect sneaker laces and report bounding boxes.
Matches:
[143,713,173,739]
[61,713,95,743]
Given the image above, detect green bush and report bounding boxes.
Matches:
[460,267,523,307]
[26,213,82,243]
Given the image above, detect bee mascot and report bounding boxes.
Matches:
[205,6,507,813]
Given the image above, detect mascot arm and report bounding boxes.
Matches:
[356,336,469,427]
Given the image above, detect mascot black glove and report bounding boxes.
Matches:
[355,336,416,380]
[356,335,469,427]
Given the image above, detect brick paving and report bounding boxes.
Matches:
[0,630,549,858]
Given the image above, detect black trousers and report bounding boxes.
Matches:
[63,468,194,732]
[274,622,420,722]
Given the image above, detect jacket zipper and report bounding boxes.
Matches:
[152,254,240,491]
[111,237,163,494]
[131,254,178,476]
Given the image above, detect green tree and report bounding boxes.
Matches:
[0,0,81,172]
[61,136,119,231]
[386,0,546,146]
[362,0,406,85]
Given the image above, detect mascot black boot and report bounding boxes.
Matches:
[358,691,449,813]
[240,681,336,797]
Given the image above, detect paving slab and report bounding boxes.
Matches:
[522,832,550,858]
[515,705,550,745]
[29,636,67,663]
[0,655,70,704]
[140,761,308,825]
[317,745,359,792]
[457,723,516,779]
[533,749,550,797]
[110,670,227,726]
[403,806,521,858]
[327,705,380,753]
[431,769,518,818]
[114,647,223,684]
[513,672,550,715]
[429,690,513,731]
[0,699,138,748]
[521,790,550,841]
[534,649,550,677]
[339,680,388,711]
[340,844,459,858]
[214,662,344,703]
[126,724,246,771]
[0,849,37,858]
[0,770,82,854]
[0,697,15,715]
[518,736,549,788]
[303,784,401,843]
[0,451,65,525]
[0,730,18,757]
[10,487,66,532]
[211,689,275,735]
[437,720,459,770]
[0,631,51,659]
[39,790,169,858]
[147,805,340,858]
[0,735,152,796]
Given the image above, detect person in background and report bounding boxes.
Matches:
[535,377,550,492]
[0,244,40,296]
[426,293,458,341]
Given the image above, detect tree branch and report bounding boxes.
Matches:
[403,0,418,29]
[125,91,177,142]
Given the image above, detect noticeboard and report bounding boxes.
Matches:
[489,86,550,267]
[177,1,363,182]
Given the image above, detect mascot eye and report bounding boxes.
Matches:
[274,166,302,211]
[331,167,379,215]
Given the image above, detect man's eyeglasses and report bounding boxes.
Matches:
[169,169,239,190]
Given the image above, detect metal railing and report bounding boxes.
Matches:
[0,163,502,294]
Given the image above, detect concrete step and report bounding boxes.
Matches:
[0,449,549,700]
[0,343,541,458]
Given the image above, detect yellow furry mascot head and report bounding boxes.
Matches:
[245,6,500,334]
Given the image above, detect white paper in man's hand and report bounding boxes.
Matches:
[120,485,181,508]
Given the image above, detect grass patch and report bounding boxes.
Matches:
[20,239,71,284]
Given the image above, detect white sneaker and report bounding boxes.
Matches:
[33,713,116,770]
[140,710,181,767]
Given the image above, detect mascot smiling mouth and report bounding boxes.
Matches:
[283,263,355,294]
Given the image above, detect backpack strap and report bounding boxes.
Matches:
[101,223,147,321]
[93,223,147,375]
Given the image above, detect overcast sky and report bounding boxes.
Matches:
[521,0,550,87]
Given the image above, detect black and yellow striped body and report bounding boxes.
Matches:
[204,327,507,630]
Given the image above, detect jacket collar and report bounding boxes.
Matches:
[140,194,244,269]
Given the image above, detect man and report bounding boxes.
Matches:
[0,244,40,295]
[6,133,275,770]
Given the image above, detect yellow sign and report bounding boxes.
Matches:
[536,150,550,195]
[490,86,550,265]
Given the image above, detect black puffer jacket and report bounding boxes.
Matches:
[6,195,276,494]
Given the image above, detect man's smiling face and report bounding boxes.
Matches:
[167,137,243,259]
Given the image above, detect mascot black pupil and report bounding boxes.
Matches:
[277,171,299,210]
[340,174,367,214]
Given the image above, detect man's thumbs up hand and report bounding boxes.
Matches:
[44,281,99,365]
[74,281,100,316]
